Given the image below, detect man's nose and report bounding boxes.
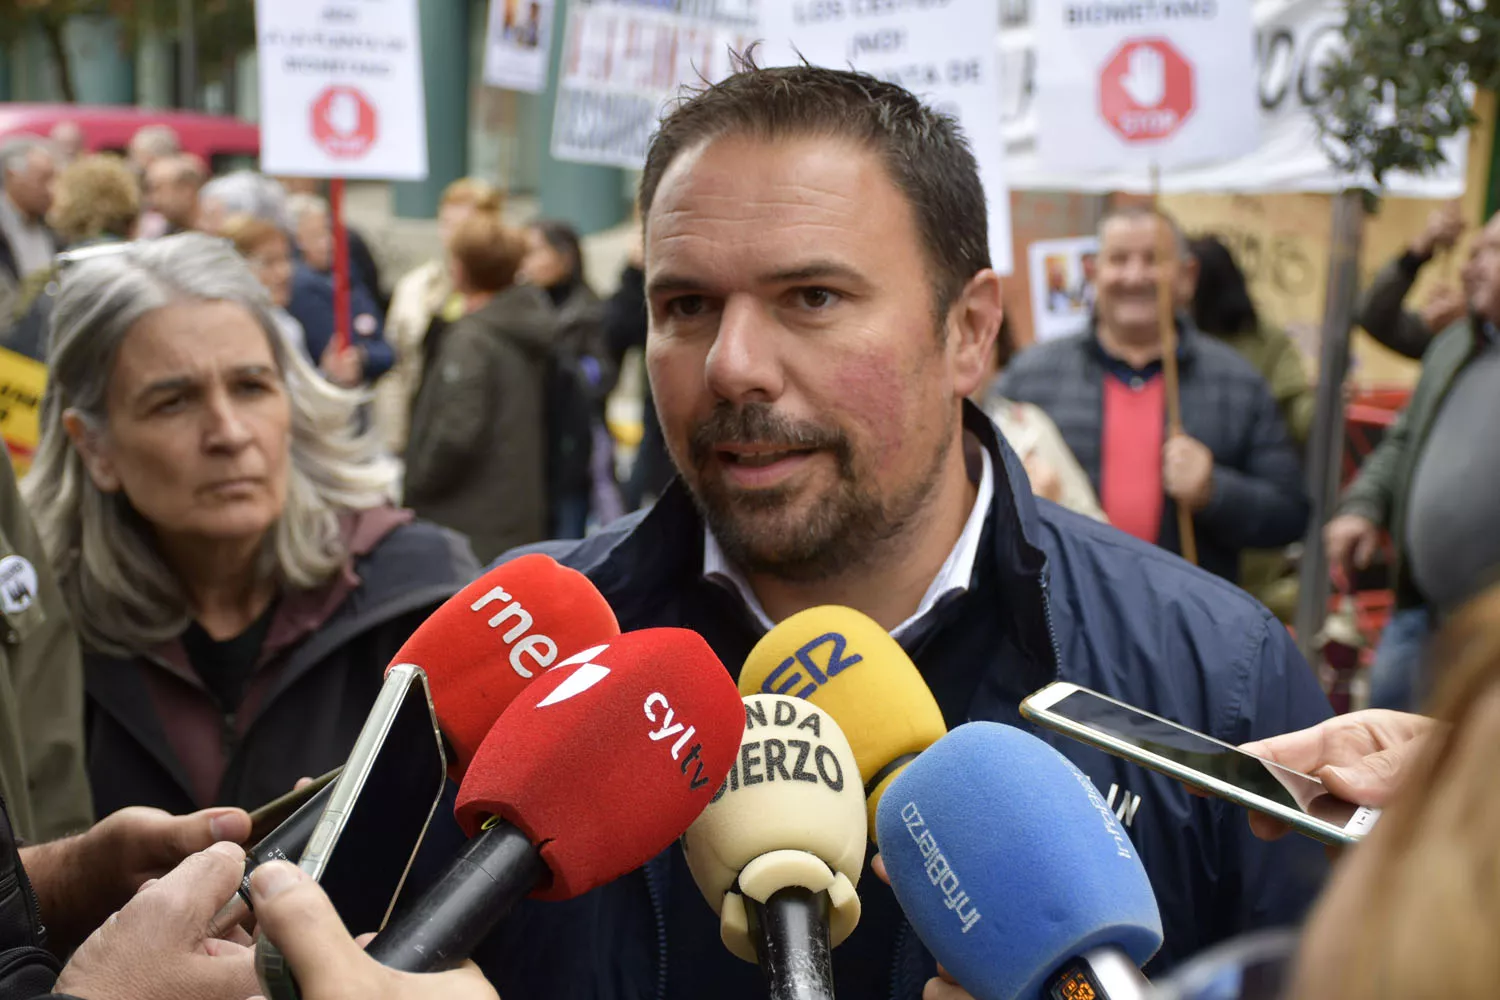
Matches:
[704,295,784,405]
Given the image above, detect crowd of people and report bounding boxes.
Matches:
[0,54,1492,1000]
[0,125,650,554]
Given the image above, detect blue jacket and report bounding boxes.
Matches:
[287,263,394,381]
[1000,323,1309,583]
[469,403,1331,999]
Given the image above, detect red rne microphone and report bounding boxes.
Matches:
[365,628,744,973]
[390,552,622,779]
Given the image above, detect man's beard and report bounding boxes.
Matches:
[686,402,953,583]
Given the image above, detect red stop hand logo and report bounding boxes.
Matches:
[311,85,378,159]
[1099,38,1194,144]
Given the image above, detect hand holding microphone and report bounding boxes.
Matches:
[739,607,947,835]
[877,724,1163,1000]
[366,628,744,972]
[683,694,866,1000]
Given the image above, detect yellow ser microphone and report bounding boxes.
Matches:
[738,606,947,837]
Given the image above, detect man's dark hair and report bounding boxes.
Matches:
[1187,234,1259,336]
[640,52,991,315]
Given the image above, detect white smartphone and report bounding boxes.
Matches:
[1020,681,1380,847]
[254,663,448,1000]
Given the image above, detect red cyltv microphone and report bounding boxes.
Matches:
[365,628,744,972]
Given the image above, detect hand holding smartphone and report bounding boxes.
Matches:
[1020,682,1380,846]
[254,664,448,1000]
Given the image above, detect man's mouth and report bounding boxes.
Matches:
[716,445,817,469]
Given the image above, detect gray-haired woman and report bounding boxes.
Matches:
[22,233,479,818]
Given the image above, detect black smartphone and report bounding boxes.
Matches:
[254,663,447,1000]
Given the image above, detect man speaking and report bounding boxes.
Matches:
[487,56,1331,997]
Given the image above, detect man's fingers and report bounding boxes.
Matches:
[1319,746,1411,807]
[203,935,253,957]
[139,841,250,930]
[1352,530,1379,570]
[1247,811,1291,842]
[1242,726,1327,776]
[163,807,252,862]
[924,976,974,1000]
[250,861,364,995]
[871,854,889,886]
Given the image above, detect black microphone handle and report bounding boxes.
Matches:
[238,779,340,909]
[365,819,546,973]
[746,886,837,1000]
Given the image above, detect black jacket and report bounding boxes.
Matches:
[84,512,477,816]
[405,286,556,564]
[0,793,65,1000]
[546,281,615,501]
[466,403,1330,998]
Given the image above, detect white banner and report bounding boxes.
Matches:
[1035,0,1259,172]
[1003,0,1468,197]
[758,0,1014,274]
[255,0,428,181]
[484,0,554,93]
[550,0,758,169]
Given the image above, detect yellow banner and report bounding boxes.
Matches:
[0,348,47,477]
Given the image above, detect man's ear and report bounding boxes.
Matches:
[61,410,121,493]
[947,269,1005,400]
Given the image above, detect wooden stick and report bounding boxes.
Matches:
[1151,162,1197,566]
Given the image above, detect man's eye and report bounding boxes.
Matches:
[667,295,708,318]
[798,288,839,310]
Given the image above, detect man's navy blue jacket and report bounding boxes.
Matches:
[466,403,1331,999]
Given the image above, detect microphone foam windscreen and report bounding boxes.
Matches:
[682,694,867,961]
[739,606,946,828]
[875,723,1163,1000]
[455,628,743,901]
[389,553,619,779]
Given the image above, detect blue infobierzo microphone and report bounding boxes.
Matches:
[875,723,1163,1000]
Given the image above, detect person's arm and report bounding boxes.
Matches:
[402,329,494,499]
[1335,400,1412,528]
[345,283,394,383]
[1192,383,1310,550]
[0,451,91,843]
[1355,254,1435,360]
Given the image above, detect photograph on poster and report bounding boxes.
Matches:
[484,0,555,93]
[1028,236,1100,343]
